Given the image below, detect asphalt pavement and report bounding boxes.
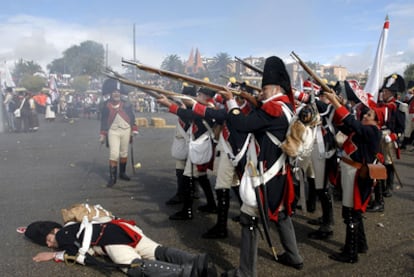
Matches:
[0,112,413,277]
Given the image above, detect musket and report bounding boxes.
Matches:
[121,59,260,108]
[290,51,335,95]
[130,139,135,176]
[104,70,181,99]
[234,56,264,75]
[220,74,261,93]
[247,161,278,261]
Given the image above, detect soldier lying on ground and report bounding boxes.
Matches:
[24,218,216,277]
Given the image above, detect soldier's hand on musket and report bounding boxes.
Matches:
[218,88,233,101]
[323,90,341,108]
[157,95,172,108]
[181,97,196,108]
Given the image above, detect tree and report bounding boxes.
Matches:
[47,58,66,75]
[20,74,46,93]
[208,52,232,84]
[161,54,185,73]
[403,63,414,84]
[48,40,105,78]
[161,55,185,92]
[12,59,44,86]
[71,75,90,93]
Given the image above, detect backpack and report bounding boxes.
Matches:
[61,203,114,224]
[280,102,319,160]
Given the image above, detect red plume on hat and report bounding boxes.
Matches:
[303,79,320,92]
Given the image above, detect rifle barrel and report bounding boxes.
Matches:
[290,51,334,94]
[122,58,260,107]
[234,56,263,75]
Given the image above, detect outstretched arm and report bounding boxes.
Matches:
[33,252,56,262]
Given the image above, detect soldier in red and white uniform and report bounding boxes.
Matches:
[323,88,383,264]
[158,88,218,221]
[221,56,303,276]
[25,219,212,276]
[99,79,138,187]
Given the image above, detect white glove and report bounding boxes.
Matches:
[384,135,392,143]
[99,134,105,144]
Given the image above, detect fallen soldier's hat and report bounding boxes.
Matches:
[24,221,62,246]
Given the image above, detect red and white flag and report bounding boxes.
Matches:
[364,15,390,103]
[49,75,60,102]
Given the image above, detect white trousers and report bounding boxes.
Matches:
[108,127,130,161]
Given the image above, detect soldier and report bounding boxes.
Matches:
[166,85,197,205]
[367,74,405,211]
[189,82,253,239]
[158,87,217,220]
[99,78,138,187]
[221,56,303,276]
[25,219,213,276]
[294,82,339,240]
[324,88,383,263]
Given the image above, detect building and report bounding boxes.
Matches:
[184,48,205,75]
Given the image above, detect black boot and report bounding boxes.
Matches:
[231,186,242,222]
[306,178,317,213]
[367,181,384,212]
[155,246,215,277]
[169,176,193,220]
[357,217,368,253]
[223,212,258,277]
[126,258,192,277]
[383,164,394,197]
[196,175,217,213]
[308,189,334,240]
[400,136,411,150]
[329,207,359,263]
[107,166,117,187]
[166,169,184,205]
[119,162,131,181]
[202,189,230,239]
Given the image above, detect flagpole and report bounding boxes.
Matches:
[364,15,390,102]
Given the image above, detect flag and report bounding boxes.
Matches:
[49,75,60,102]
[363,15,390,103]
[0,62,16,89]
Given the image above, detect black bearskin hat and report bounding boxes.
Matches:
[25,221,62,246]
[198,87,216,98]
[182,85,197,97]
[102,78,127,95]
[261,56,291,93]
[381,74,405,94]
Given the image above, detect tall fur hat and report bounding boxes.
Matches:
[182,85,197,97]
[261,56,291,93]
[101,78,127,95]
[198,87,216,98]
[24,221,62,246]
[381,74,406,94]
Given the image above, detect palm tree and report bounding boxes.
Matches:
[209,52,232,83]
[161,54,185,73]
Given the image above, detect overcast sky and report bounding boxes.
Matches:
[0,0,413,76]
